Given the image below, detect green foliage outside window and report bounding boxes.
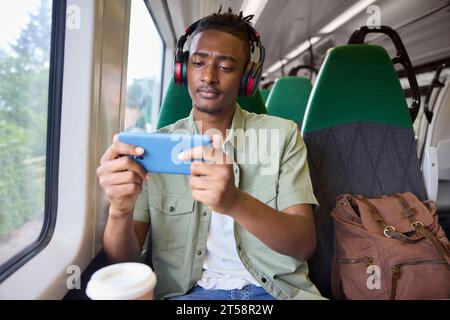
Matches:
[0,1,51,236]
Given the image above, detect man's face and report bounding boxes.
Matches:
[187,30,248,115]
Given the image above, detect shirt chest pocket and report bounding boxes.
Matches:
[245,182,278,210]
[150,193,195,250]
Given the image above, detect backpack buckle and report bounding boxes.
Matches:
[411,221,424,230]
[383,226,396,238]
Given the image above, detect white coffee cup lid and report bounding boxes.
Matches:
[86,262,157,300]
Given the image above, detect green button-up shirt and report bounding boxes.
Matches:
[134,104,323,300]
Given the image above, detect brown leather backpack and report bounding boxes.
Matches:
[331,192,450,300]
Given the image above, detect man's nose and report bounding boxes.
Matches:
[201,65,218,84]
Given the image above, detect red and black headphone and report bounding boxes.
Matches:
[173,18,265,97]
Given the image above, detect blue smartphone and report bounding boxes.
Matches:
[118,132,212,175]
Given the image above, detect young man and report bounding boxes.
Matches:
[97,9,323,300]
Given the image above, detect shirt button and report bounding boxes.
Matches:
[197,250,202,256]
[202,211,207,216]
[169,206,175,212]
[234,168,239,174]
[261,277,267,283]
[237,245,241,251]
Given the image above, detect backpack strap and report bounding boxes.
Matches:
[354,195,420,243]
[394,193,450,265]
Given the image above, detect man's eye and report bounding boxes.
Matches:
[192,61,203,67]
[219,66,233,72]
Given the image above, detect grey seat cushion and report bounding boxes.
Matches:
[304,122,426,299]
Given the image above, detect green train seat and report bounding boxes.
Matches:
[302,44,426,299]
[156,78,193,130]
[156,78,267,129]
[236,89,267,115]
[260,88,270,103]
[266,77,312,124]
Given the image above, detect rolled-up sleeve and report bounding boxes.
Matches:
[277,122,318,211]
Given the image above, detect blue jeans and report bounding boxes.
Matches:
[168,284,276,300]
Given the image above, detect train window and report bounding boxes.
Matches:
[0,0,64,280]
[125,0,164,132]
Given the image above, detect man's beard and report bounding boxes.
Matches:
[194,104,224,115]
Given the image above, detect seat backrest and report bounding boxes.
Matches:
[266,77,312,124]
[237,89,267,115]
[260,88,270,103]
[156,78,193,130]
[157,77,267,129]
[301,44,427,299]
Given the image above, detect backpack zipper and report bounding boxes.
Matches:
[390,259,447,300]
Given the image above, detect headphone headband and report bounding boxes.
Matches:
[176,19,263,58]
[173,17,265,97]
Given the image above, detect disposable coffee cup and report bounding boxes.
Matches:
[86,262,157,300]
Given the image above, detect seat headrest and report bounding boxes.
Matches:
[156,78,193,129]
[302,45,412,134]
[266,77,312,123]
[157,77,267,129]
[237,90,267,115]
[260,88,271,103]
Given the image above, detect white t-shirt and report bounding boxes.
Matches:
[197,211,261,290]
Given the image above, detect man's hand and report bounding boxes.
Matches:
[97,134,149,219]
[179,135,240,214]
[179,135,316,260]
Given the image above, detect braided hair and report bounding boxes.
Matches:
[192,7,257,60]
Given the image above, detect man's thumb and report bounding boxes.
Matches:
[212,134,223,151]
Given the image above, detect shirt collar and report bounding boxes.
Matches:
[187,103,246,153]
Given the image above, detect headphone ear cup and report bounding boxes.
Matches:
[173,51,189,85]
[181,51,189,85]
[248,63,263,97]
[239,62,254,97]
[174,53,183,85]
[173,58,182,85]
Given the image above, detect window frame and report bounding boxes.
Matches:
[0,0,67,283]
[142,0,166,119]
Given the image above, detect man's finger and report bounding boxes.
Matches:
[212,134,223,151]
[190,162,213,176]
[101,141,144,164]
[191,189,210,204]
[99,171,144,188]
[189,176,210,190]
[178,135,232,165]
[178,146,214,162]
[99,156,148,182]
[211,134,231,165]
